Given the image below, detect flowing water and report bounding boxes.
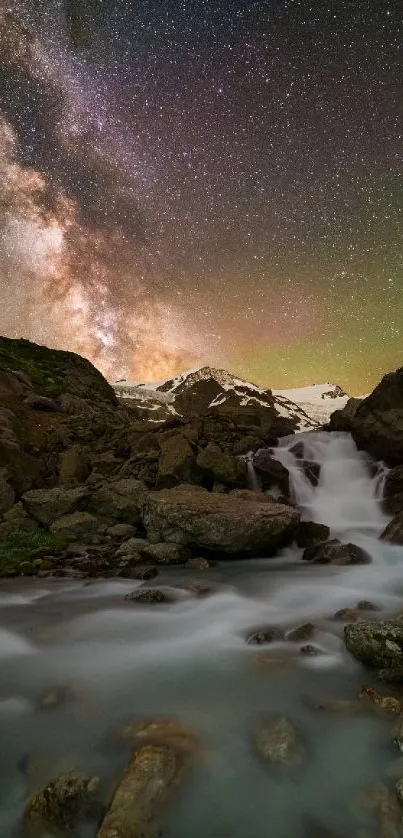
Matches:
[1,432,403,837]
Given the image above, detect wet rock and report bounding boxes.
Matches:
[296,521,330,549]
[22,486,89,527]
[345,621,403,669]
[383,467,403,514]
[287,623,315,642]
[124,588,177,605]
[254,714,304,767]
[50,511,101,540]
[303,538,371,565]
[300,644,322,656]
[24,772,100,832]
[135,567,159,581]
[252,449,290,495]
[184,581,215,598]
[333,608,362,622]
[246,626,285,645]
[97,742,188,838]
[196,441,247,487]
[301,460,321,486]
[142,485,299,556]
[358,686,402,716]
[186,556,211,570]
[115,717,201,757]
[381,512,403,546]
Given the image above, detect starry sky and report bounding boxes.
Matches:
[0,0,402,393]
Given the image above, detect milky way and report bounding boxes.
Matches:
[0,1,402,390]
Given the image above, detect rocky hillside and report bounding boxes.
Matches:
[113,367,320,429]
[0,337,304,577]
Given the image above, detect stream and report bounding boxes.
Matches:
[1,431,403,837]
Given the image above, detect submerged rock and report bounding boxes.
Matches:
[254,714,304,767]
[358,686,402,716]
[114,717,201,757]
[345,621,403,669]
[97,743,188,838]
[186,556,211,570]
[24,772,100,832]
[287,623,315,642]
[296,522,330,549]
[303,538,371,565]
[246,626,284,645]
[124,588,177,605]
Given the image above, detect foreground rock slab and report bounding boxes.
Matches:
[254,714,304,768]
[97,744,187,838]
[142,485,299,555]
[345,621,403,669]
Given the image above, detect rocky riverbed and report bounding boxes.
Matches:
[3,338,403,836]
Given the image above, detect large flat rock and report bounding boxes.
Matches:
[142,485,299,556]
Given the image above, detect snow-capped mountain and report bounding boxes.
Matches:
[273,383,349,425]
[112,367,348,429]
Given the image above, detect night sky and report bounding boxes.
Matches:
[0,1,402,393]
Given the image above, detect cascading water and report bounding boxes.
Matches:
[0,431,403,838]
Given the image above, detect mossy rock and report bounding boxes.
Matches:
[0,336,117,403]
[0,529,68,577]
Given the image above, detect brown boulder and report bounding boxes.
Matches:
[381,511,403,545]
[142,484,299,556]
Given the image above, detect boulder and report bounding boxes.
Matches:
[58,444,91,486]
[254,714,304,767]
[381,511,403,545]
[50,512,101,540]
[142,485,299,556]
[345,621,403,669]
[329,369,403,464]
[296,522,330,548]
[88,479,146,525]
[135,567,159,581]
[156,433,199,489]
[107,523,138,540]
[383,466,403,514]
[252,449,290,495]
[22,486,89,527]
[196,441,246,487]
[24,772,100,831]
[96,742,188,838]
[302,538,370,565]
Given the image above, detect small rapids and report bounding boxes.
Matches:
[0,431,402,838]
